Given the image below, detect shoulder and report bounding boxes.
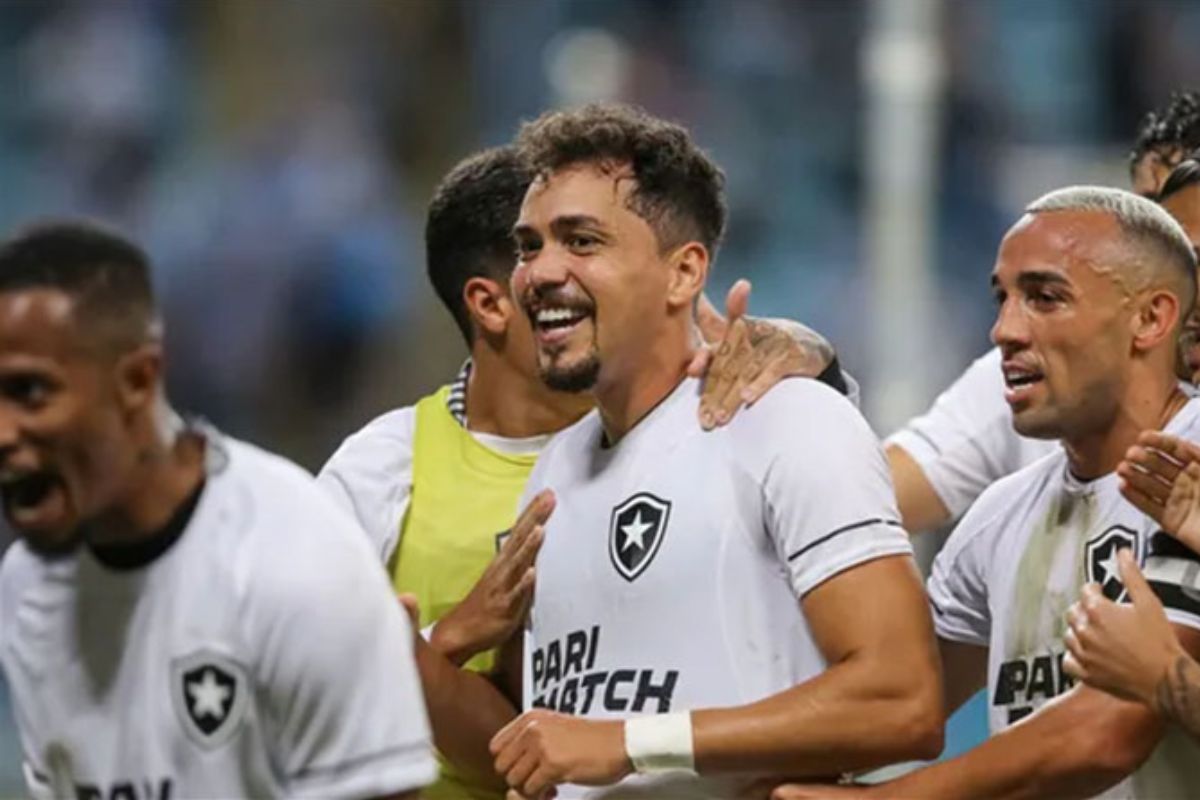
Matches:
[1167,398,1200,441]
[216,438,384,603]
[942,448,1061,556]
[318,406,416,488]
[730,377,879,454]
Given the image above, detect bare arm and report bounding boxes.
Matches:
[1158,653,1200,742]
[490,554,943,798]
[886,444,951,534]
[861,625,1200,800]
[414,629,520,784]
[866,683,1162,800]
[691,555,943,774]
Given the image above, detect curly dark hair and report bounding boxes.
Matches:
[1158,150,1200,203]
[1130,90,1200,177]
[515,104,726,256]
[425,145,533,344]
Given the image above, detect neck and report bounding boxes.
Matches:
[1064,370,1188,480]
[466,343,593,438]
[85,404,207,546]
[595,325,694,443]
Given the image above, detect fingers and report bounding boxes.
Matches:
[491,713,525,758]
[724,278,752,322]
[696,292,728,345]
[740,359,788,408]
[1117,461,1172,506]
[1122,444,1183,485]
[686,344,713,378]
[1117,548,1160,609]
[1062,648,1086,682]
[1119,478,1163,521]
[700,317,750,428]
[1136,431,1200,466]
[511,491,556,542]
[500,526,545,587]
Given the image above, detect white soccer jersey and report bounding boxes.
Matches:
[928,398,1200,799]
[0,431,435,799]
[523,377,913,798]
[886,347,1058,520]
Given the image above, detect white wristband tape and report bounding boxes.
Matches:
[624,712,696,774]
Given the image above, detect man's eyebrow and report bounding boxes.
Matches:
[1015,270,1072,288]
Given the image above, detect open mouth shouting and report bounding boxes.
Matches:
[0,468,68,533]
[1002,361,1044,406]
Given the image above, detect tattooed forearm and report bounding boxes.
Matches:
[1156,654,1200,742]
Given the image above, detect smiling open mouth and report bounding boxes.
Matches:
[0,470,66,529]
[534,306,591,332]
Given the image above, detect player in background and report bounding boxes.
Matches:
[0,222,435,798]
[773,187,1200,800]
[887,90,1200,534]
[317,145,850,799]
[410,103,943,800]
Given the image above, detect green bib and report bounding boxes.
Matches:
[393,385,537,800]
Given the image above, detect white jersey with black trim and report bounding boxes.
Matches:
[523,376,912,799]
[886,348,1058,520]
[0,432,435,800]
[928,398,1200,799]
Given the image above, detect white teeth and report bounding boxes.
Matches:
[536,308,583,324]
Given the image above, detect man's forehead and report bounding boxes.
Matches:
[994,209,1121,278]
[522,162,636,217]
[0,289,85,357]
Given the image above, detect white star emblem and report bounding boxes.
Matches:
[620,511,654,553]
[1095,548,1122,590]
[187,669,231,720]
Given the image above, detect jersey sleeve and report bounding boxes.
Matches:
[746,381,913,598]
[245,516,436,798]
[1144,530,1200,630]
[316,406,415,565]
[885,347,1053,519]
[925,491,1001,646]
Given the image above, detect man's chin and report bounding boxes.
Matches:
[540,355,600,394]
[1011,410,1063,441]
[5,516,82,559]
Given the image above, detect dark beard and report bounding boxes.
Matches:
[541,354,601,393]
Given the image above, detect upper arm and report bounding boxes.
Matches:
[252,526,435,797]
[886,443,951,533]
[803,555,940,685]
[316,408,415,564]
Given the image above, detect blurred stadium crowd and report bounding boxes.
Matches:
[1,0,1200,787]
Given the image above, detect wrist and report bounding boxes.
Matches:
[623,712,697,775]
[428,617,473,666]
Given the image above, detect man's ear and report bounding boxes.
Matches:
[463,276,515,337]
[666,242,709,312]
[1131,288,1182,353]
[115,342,164,415]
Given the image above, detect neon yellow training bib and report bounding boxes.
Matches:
[392,385,538,800]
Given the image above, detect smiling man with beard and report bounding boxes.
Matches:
[409,104,944,800]
[0,221,435,799]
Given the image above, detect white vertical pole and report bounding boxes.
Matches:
[863,0,945,436]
